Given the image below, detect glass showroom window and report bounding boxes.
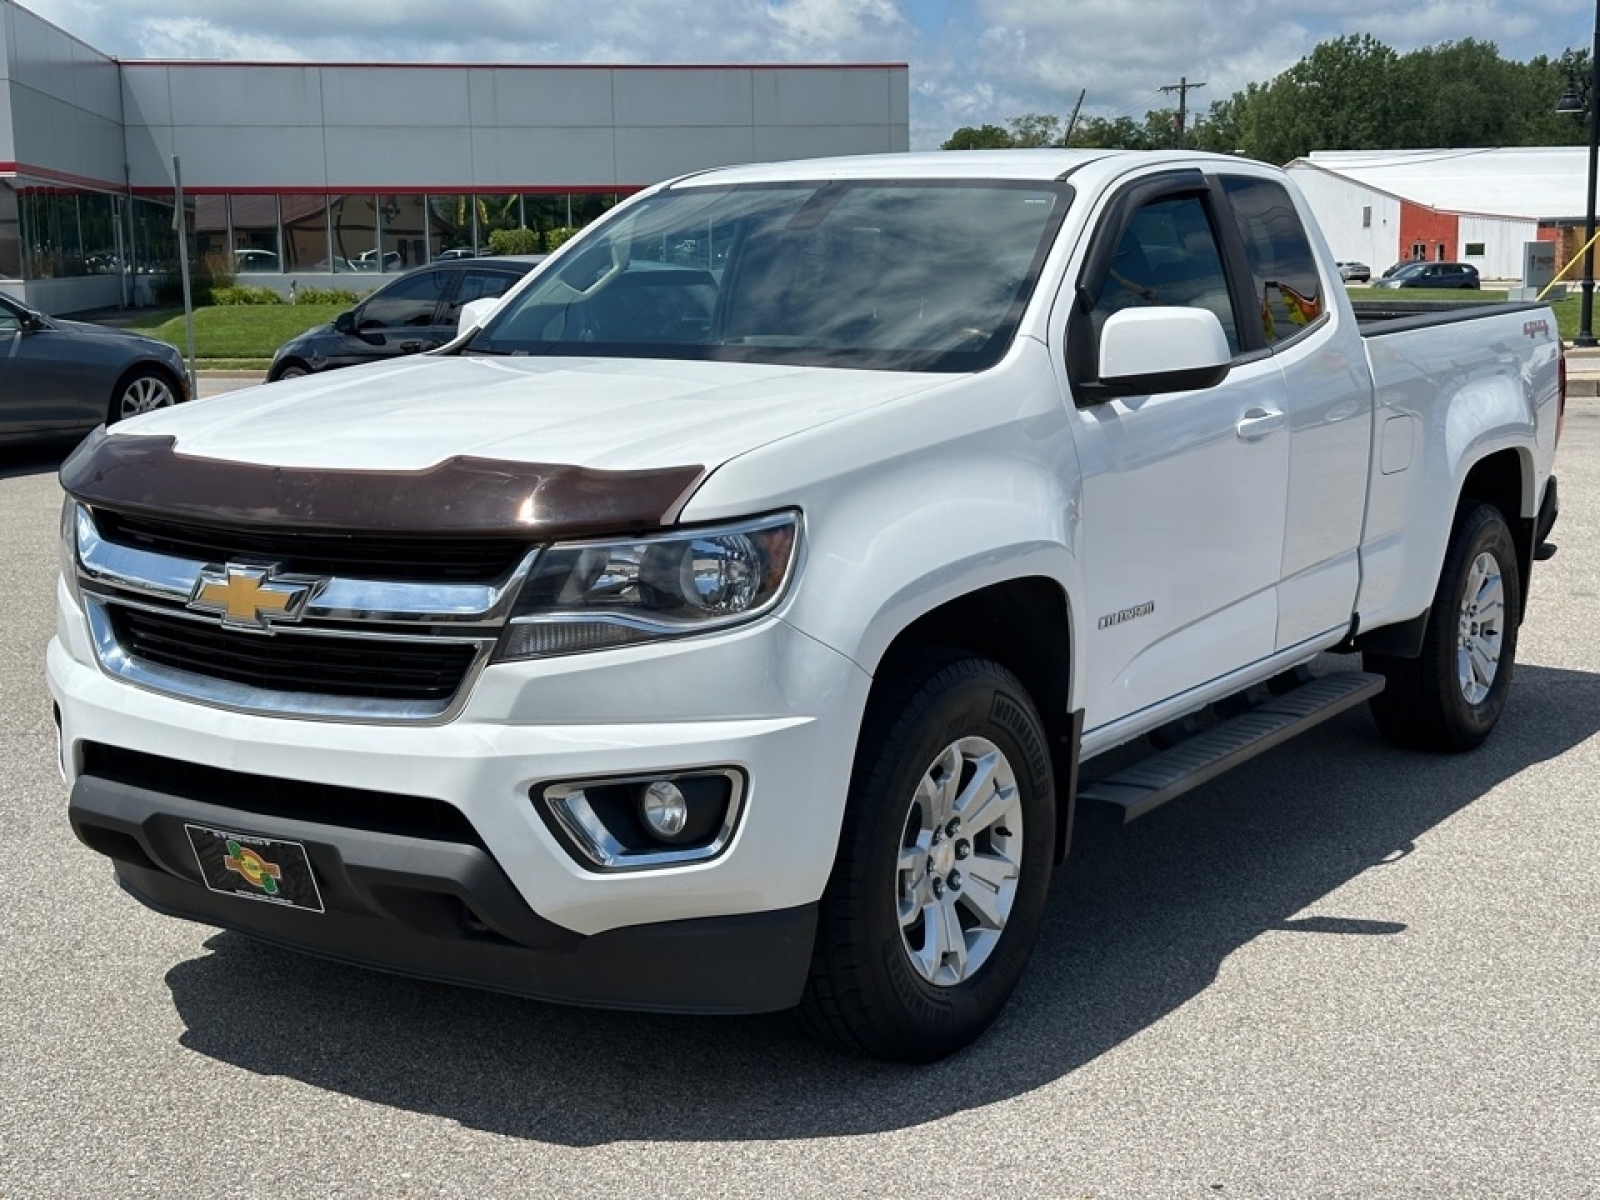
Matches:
[0,183,21,279]
[524,193,568,244]
[193,195,228,265]
[379,193,426,271]
[20,189,84,278]
[79,192,119,277]
[230,194,282,273]
[571,191,622,228]
[281,194,332,272]
[474,194,523,252]
[129,197,181,276]
[329,194,379,273]
[427,194,472,258]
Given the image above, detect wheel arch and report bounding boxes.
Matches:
[267,356,311,382]
[107,358,185,423]
[869,576,1080,862]
[1458,446,1534,622]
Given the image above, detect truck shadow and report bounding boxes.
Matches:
[0,440,78,480]
[162,662,1600,1144]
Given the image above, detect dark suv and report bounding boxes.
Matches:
[268,257,544,381]
[1375,261,1480,290]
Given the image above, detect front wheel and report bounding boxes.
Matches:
[1366,503,1521,751]
[797,652,1055,1061]
[110,368,178,424]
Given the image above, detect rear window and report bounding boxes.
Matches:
[1220,176,1325,346]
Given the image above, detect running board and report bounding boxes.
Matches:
[1078,671,1385,825]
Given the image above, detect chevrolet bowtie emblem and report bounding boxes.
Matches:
[188,564,319,631]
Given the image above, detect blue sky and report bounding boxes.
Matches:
[18,0,1595,148]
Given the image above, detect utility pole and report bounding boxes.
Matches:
[1159,76,1206,147]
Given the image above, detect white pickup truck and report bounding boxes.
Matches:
[49,151,1563,1061]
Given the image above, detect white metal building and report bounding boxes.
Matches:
[1285,148,1588,280]
[0,0,909,313]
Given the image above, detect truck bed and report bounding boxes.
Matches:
[1351,299,1546,337]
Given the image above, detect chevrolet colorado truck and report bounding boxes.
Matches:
[49,151,1564,1061]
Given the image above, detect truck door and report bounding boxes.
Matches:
[1216,173,1370,651]
[1058,171,1292,731]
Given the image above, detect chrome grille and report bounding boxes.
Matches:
[109,607,478,702]
[72,504,539,723]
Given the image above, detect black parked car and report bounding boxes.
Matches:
[1376,262,1480,290]
[0,292,189,445]
[267,257,544,381]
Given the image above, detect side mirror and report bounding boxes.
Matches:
[457,295,503,338]
[1096,307,1231,397]
[333,310,356,335]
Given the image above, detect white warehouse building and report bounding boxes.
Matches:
[1285,147,1590,281]
[0,0,909,314]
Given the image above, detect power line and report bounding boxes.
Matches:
[1159,77,1206,147]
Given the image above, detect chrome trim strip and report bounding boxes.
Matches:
[84,598,489,725]
[76,507,541,626]
[87,590,496,646]
[541,770,747,871]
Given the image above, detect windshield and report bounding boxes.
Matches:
[467,179,1072,372]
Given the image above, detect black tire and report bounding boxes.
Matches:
[108,366,179,424]
[268,360,310,382]
[1365,503,1520,752]
[797,651,1055,1062]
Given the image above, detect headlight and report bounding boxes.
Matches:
[494,511,800,661]
[59,497,84,608]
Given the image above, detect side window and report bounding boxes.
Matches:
[1220,176,1324,346]
[356,270,449,330]
[0,304,19,334]
[1090,194,1239,354]
[441,269,522,325]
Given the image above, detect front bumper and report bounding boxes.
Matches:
[50,593,871,1012]
[71,769,815,1013]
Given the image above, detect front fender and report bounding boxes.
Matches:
[679,344,1086,700]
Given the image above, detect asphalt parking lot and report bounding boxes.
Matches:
[1,407,1596,1199]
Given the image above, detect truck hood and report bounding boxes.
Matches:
[123,352,947,472]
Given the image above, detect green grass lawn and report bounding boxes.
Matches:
[119,304,345,367]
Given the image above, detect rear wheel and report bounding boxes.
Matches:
[110,368,178,424]
[1365,503,1520,751]
[798,651,1055,1061]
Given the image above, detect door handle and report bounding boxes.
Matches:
[1235,407,1285,441]
[398,340,425,353]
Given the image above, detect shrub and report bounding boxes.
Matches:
[210,285,284,305]
[545,226,580,252]
[292,286,363,305]
[488,226,543,256]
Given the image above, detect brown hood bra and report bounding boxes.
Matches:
[60,430,707,539]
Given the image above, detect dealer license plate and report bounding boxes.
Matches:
[184,824,325,913]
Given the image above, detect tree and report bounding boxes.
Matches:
[1008,112,1063,147]
[939,38,1596,162]
[941,124,1014,150]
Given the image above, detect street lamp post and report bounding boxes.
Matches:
[1558,4,1600,347]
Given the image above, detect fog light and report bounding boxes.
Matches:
[536,769,745,871]
[640,780,689,839]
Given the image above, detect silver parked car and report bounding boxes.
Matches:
[0,292,189,444]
